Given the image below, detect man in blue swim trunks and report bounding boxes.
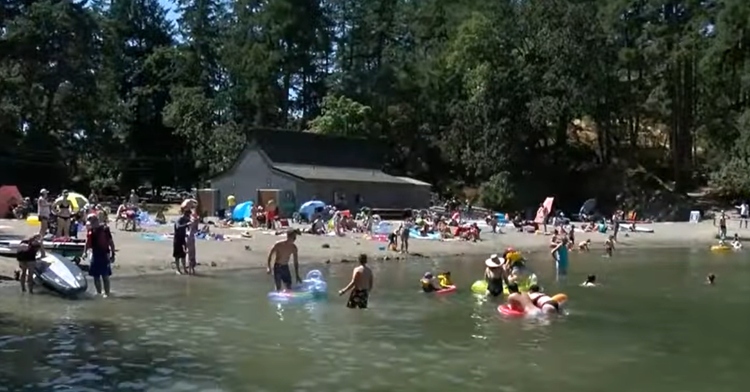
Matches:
[551,237,569,281]
[83,214,116,297]
[266,229,302,291]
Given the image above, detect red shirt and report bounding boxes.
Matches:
[86,226,112,254]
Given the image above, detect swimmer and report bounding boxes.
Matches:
[604,235,615,257]
[266,229,302,291]
[527,284,561,314]
[580,274,598,287]
[339,254,373,309]
[420,272,444,292]
[578,239,591,251]
[506,282,537,314]
[484,255,506,297]
[706,273,716,285]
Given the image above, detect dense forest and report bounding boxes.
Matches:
[1,0,750,213]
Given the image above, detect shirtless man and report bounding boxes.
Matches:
[338,254,373,309]
[266,229,301,291]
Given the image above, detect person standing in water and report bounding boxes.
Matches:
[338,254,373,308]
[266,229,302,291]
[551,237,569,281]
[16,234,45,293]
[84,214,116,297]
[173,209,191,274]
[186,210,199,275]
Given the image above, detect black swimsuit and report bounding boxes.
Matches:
[531,294,559,311]
[347,288,369,309]
[487,277,504,297]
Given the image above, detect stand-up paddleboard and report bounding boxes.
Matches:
[35,252,88,297]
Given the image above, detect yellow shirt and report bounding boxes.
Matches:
[227,195,236,208]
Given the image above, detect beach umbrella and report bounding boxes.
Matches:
[298,200,325,219]
[54,192,89,213]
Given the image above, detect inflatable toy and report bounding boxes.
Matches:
[26,215,40,226]
[471,280,488,294]
[267,270,328,303]
[710,244,732,252]
[435,285,457,294]
[497,293,568,317]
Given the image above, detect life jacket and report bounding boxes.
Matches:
[437,274,451,287]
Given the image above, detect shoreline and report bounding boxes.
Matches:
[0,219,729,286]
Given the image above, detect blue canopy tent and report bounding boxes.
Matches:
[298,200,325,220]
[232,201,254,221]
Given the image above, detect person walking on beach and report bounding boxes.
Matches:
[266,229,301,291]
[173,209,191,274]
[84,214,116,297]
[339,254,373,309]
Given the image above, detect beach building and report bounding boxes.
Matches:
[208,129,431,213]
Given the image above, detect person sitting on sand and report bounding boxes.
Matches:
[339,254,373,309]
[506,283,537,314]
[420,272,446,292]
[706,273,716,285]
[484,255,506,297]
[578,239,591,251]
[604,235,615,257]
[528,284,561,314]
[581,274,598,287]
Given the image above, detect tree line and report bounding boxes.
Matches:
[2,0,749,213]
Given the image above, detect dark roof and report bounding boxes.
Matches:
[250,128,386,169]
[273,163,429,186]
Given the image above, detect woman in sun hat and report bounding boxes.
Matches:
[484,254,506,297]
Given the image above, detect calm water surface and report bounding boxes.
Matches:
[1,248,749,392]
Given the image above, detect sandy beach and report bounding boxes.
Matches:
[0,218,732,282]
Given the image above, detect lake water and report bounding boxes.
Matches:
[1,248,749,392]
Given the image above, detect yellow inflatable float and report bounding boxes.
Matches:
[710,244,732,252]
[26,215,40,226]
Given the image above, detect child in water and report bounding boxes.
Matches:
[604,235,615,257]
[578,239,591,251]
[731,233,742,249]
[580,274,598,287]
[706,273,716,285]
[420,272,452,292]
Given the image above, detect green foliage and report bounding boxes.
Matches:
[1,0,750,211]
[479,172,515,210]
[308,95,372,137]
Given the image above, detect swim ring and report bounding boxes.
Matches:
[435,285,457,294]
[497,293,568,317]
[267,270,328,303]
[710,244,732,252]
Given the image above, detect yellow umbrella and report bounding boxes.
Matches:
[54,192,90,213]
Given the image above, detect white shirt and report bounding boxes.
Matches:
[38,197,50,217]
[741,203,748,216]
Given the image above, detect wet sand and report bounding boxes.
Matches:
[0,218,732,281]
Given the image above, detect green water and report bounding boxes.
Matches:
[1,249,749,392]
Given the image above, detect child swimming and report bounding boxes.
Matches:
[580,274,597,287]
[706,273,715,285]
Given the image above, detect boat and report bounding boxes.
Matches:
[34,252,88,297]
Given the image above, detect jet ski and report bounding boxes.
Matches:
[34,252,88,297]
